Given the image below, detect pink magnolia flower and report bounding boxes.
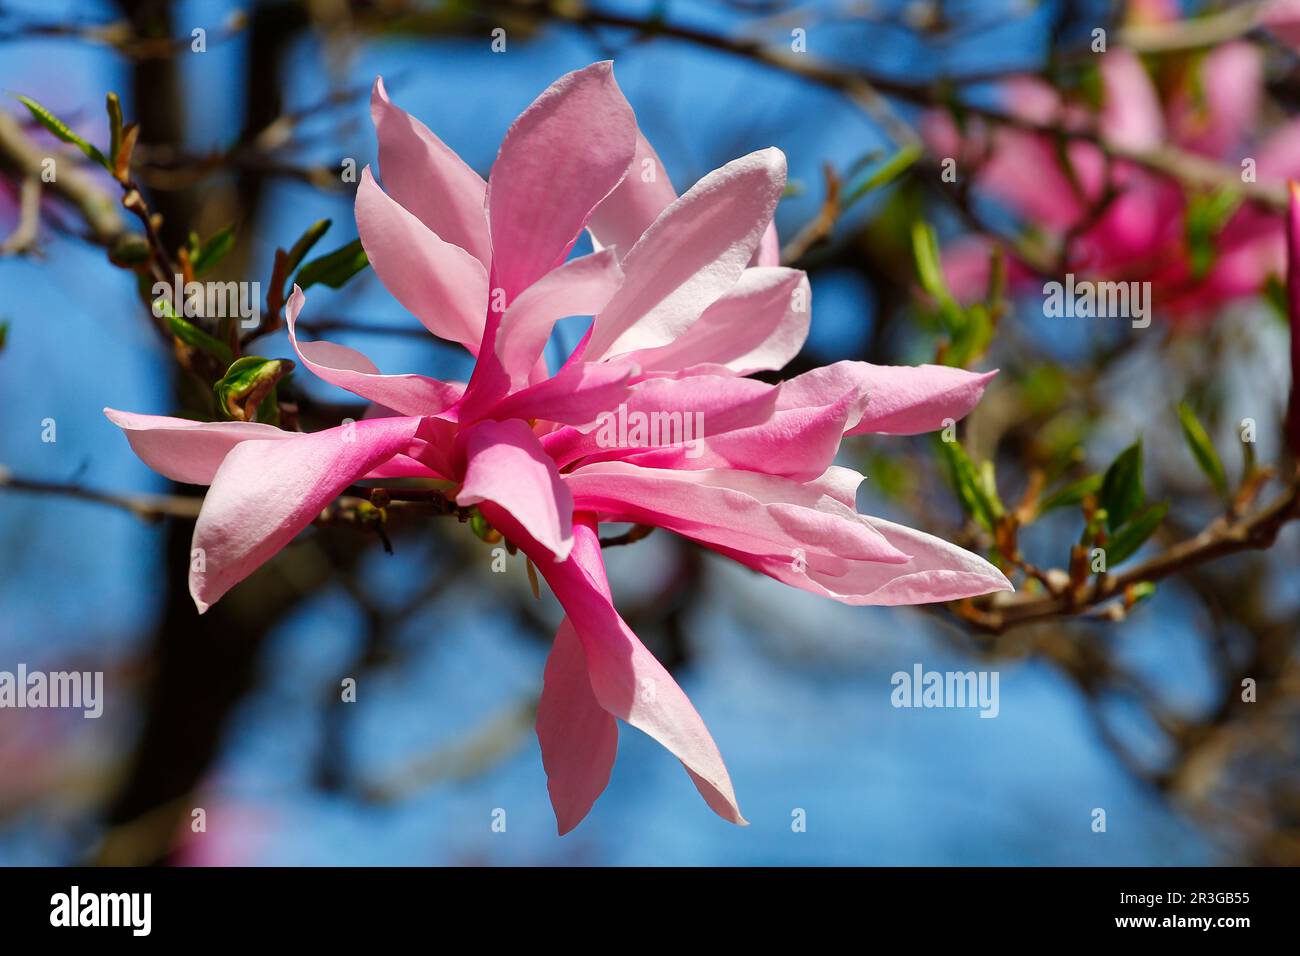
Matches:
[106,62,1010,832]
[926,41,1300,322]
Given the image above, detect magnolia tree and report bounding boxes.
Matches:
[0,0,1298,863]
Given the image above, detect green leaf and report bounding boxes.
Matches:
[936,437,999,532]
[0,318,9,352]
[283,219,332,278]
[295,238,369,291]
[214,356,294,422]
[16,95,110,170]
[842,143,922,208]
[105,92,123,168]
[1038,473,1102,515]
[1184,187,1242,280]
[911,221,953,307]
[1104,502,1168,565]
[1176,402,1228,499]
[191,224,235,276]
[155,298,233,366]
[1100,441,1144,532]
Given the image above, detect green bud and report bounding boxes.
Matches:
[215,356,293,422]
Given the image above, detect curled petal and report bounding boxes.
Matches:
[285,286,463,416]
[494,248,623,389]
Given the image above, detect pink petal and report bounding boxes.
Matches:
[584,148,788,361]
[486,61,637,300]
[190,416,424,612]
[482,359,636,429]
[455,419,574,560]
[370,76,491,266]
[567,463,1008,605]
[494,248,623,389]
[749,220,780,266]
[776,361,996,436]
[625,388,863,481]
[355,165,488,352]
[285,286,464,416]
[1169,42,1261,158]
[479,507,745,825]
[713,512,1014,605]
[565,462,910,566]
[624,267,810,376]
[587,128,677,259]
[1100,50,1164,152]
[535,618,619,835]
[541,373,778,469]
[104,408,293,485]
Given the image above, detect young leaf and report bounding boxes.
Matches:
[155,298,233,366]
[1104,502,1168,565]
[295,238,369,290]
[1100,441,1143,532]
[284,219,332,278]
[842,143,921,208]
[911,221,953,308]
[1037,473,1102,515]
[192,225,236,276]
[16,95,110,170]
[1176,402,1228,499]
[936,437,998,532]
[214,356,294,422]
[105,92,123,169]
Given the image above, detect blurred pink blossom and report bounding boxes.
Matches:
[925,42,1300,322]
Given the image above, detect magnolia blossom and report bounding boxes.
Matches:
[926,33,1300,321]
[106,62,1011,833]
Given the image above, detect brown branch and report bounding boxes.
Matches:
[0,172,41,254]
[532,1,1287,211]
[957,477,1300,634]
[0,110,127,247]
[0,468,202,521]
